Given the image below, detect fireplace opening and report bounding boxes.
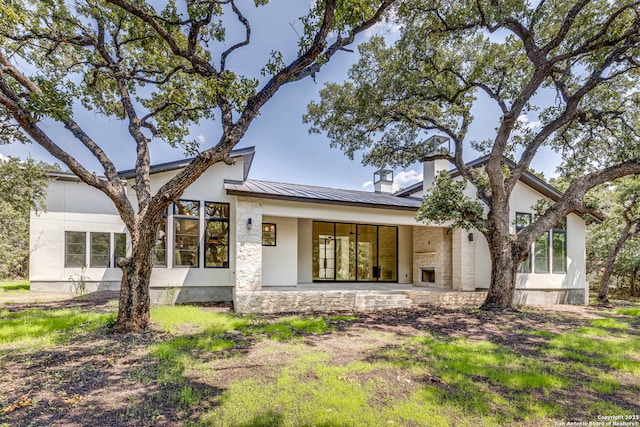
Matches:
[421,267,435,283]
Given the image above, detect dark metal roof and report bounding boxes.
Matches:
[46,170,84,182]
[224,179,423,211]
[117,146,255,180]
[45,170,121,184]
[393,155,564,202]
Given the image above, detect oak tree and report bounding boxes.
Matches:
[305,0,640,309]
[589,177,640,302]
[0,157,50,279]
[0,0,396,331]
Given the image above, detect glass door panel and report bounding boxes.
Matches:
[335,223,356,281]
[378,226,398,281]
[357,225,377,281]
[312,221,398,283]
[313,222,335,280]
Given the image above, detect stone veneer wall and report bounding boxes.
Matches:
[234,291,357,313]
[412,227,452,288]
[452,229,476,291]
[235,197,263,292]
[233,289,488,314]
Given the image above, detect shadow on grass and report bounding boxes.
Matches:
[1,290,119,314]
[1,321,227,426]
[365,310,640,424]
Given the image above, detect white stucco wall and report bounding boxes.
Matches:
[398,225,413,284]
[31,159,247,292]
[473,233,492,289]
[262,216,298,286]
[30,180,126,291]
[297,219,313,284]
[261,199,418,225]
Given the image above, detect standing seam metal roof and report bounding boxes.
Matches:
[224,179,422,210]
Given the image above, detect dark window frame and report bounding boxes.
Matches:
[205,201,230,269]
[552,219,567,274]
[65,231,87,268]
[312,221,398,283]
[90,232,111,268]
[114,233,127,268]
[174,200,201,268]
[262,223,277,246]
[153,211,168,267]
[533,233,550,274]
[515,212,532,274]
[173,199,200,217]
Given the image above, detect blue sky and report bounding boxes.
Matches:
[0,1,561,192]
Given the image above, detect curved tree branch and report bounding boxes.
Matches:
[220,0,250,72]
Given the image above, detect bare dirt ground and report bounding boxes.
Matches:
[1,292,638,426]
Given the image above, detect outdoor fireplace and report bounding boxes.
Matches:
[421,267,436,284]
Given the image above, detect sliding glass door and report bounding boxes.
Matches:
[335,223,356,281]
[313,221,335,280]
[312,221,397,282]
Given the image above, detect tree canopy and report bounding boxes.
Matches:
[305,0,640,308]
[0,0,397,331]
[0,157,51,279]
[587,177,640,301]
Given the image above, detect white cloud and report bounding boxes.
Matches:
[196,135,206,144]
[392,169,422,192]
[363,19,401,39]
[517,114,541,131]
[361,180,373,190]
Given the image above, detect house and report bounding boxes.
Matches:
[29,145,588,312]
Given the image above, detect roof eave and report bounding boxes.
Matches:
[117,146,256,180]
[225,188,419,211]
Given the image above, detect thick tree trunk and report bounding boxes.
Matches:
[630,267,638,297]
[113,258,152,332]
[481,237,519,310]
[597,222,632,303]
[112,217,160,333]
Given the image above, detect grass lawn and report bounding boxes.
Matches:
[0,292,639,427]
[0,280,29,292]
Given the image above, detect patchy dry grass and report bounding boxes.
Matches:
[0,280,29,292]
[1,294,639,426]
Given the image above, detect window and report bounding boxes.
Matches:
[552,219,567,273]
[262,223,276,246]
[90,232,111,267]
[65,231,86,267]
[114,233,127,267]
[515,213,532,273]
[534,233,549,273]
[516,213,567,275]
[154,212,167,267]
[312,221,398,282]
[174,200,200,267]
[205,202,229,268]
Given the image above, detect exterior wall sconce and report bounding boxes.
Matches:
[247,218,252,230]
[468,233,474,242]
